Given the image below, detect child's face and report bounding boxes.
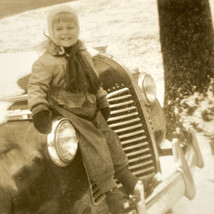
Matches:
[52,20,79,47]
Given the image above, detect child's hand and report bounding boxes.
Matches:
[101,107,110,121]
[33,110,52,134]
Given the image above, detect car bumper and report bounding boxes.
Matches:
[137,128,204,214]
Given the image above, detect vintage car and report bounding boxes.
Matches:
[0,47,204,214]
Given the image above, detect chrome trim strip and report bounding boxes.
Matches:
[129,160,154,170]
[126,148,150,157]
[110,106,137,115]
[118,130,145,139]
[133,166,155,176]
[7,109,32,120]
[121,136,147,145]
[114,124,143,134]
[123,142,149,152]
[109,100,134,108]
[108,118,140,128]
[128,154,153,164]
[108,94,132,102]
[106,87,129,98]
[0,94,28,102]
[108,112,139,122]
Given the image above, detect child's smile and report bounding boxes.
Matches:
[53,20,79,47]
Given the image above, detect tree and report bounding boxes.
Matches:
[157,0,214,141]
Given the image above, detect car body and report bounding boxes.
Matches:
[0,47,204,214]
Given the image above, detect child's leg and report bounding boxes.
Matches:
[76,123,117,194]
[53,105,118,193]
[53,106,135,213]
[104,128,138,194]
[77,118,130,214]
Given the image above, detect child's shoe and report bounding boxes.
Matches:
[105,187,127,214]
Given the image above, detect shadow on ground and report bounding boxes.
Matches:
[0,0,76,18]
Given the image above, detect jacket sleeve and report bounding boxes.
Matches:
[83,49,110,110]
[27,58,53,115]
[95,87,109,109]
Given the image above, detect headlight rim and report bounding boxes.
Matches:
[47,117,78,167]
[138,72,157,106]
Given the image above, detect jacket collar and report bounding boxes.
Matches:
[45,39,65,56]
[44,39,86,56]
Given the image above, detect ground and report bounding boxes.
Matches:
[0,0,214,213]
[0,0,72,18]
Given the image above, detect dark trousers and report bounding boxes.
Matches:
[53,106,130,193]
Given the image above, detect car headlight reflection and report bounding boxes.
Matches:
[47,118,78,167]
[138,72,157,106]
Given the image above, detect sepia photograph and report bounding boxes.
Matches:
[0,0,214,213]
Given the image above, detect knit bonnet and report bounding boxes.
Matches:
[47,5,80,46]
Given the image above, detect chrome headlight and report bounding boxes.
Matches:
[138,72,157,106]
[47,118,78,167]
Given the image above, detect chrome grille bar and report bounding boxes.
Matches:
[123,142,148,152]
[128,154,152,164]
[106,87,129,98]
[108,94,132,102]
[129,160,153,170]
[126,148,150,158]
[133,167,155,176]
[121,136,147,145]
[109,100,134,108]
[119,130,145,139]
[108,112,139,122]
[110,106,137,115]
[114,124,143,134]
[109,118,140,128]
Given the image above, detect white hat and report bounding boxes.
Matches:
[47,5,80,45]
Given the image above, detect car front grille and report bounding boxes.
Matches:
[90,85,156,204]
[107,87,156,178]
